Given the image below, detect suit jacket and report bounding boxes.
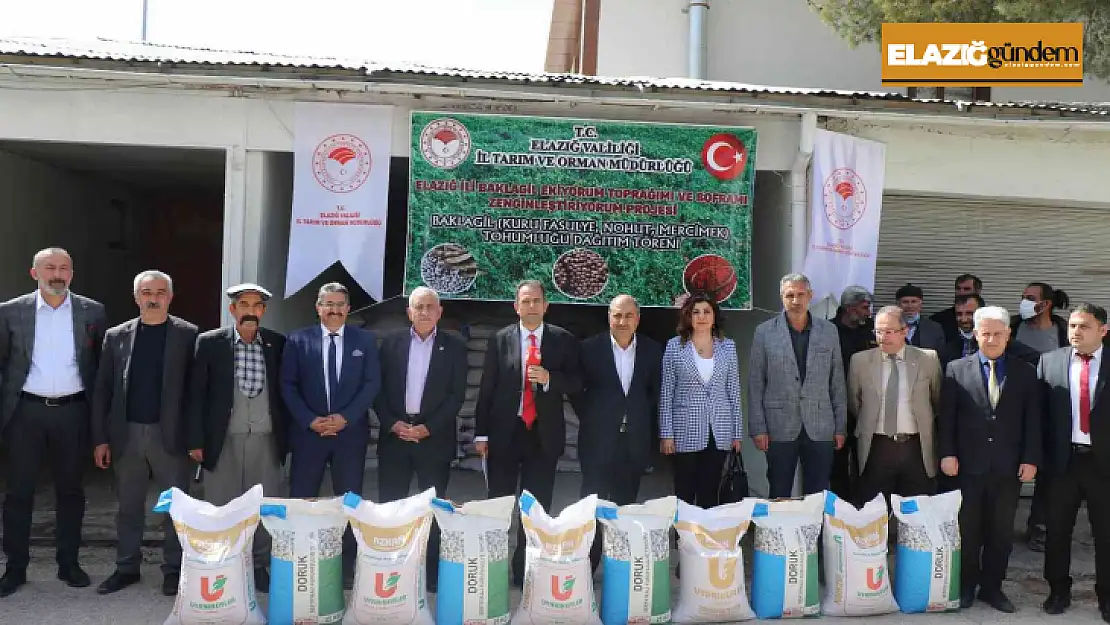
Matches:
[571,333,662,473]
[1039,346,1110,477]
[659,336,742,454]
[908,317,947,352]
[941,336,1042,371]
[849,346,942,477]
[185,326,290,470]
[91,315,198,456]
[748,314,847,442]
[930,307,960,344]
[938,353,1042,476]
[280,324,381,437]
[474,323,582,460]
[0,291,106,435]
[375,327,468,463]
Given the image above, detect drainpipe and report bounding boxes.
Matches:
[791,112,817,272]
[688,0,709,79]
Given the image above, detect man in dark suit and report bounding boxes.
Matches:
[930,273,982,343]
[474,279,582,585]
[1040,303,1110,620]
[187,283,289,592]
[91,271,197,596]
[0,247,106,597]
[281,282,380,587]
[941,294,1043,371]
[375,286,467,592]
[939,305,1041,613]
[896,283,946,352]
[571,294,661,571]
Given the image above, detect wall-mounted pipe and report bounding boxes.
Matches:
[688,1,709,79]
[791,112,818,272]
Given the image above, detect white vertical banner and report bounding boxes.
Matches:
[802,129,886,303]
[285,102,393,299]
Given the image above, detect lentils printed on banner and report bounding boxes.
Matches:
[421,243,478,294]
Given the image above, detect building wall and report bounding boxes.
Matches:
[596,0,1110,102]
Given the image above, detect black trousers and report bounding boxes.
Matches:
[1028,475,1052,532]
[581,432,642,571]
[959,473,1021,596]
[377,440,451,587]
[486,419,557,582]
[766,430,835,499]
[2,396,89,570]
[1044,450,1110,604]
[859,435,934,505]
[829,430,859,504]
[672,433,727,510]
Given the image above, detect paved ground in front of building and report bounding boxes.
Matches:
[0,467,1102,624]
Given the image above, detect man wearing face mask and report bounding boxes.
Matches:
[186,283,290,592]
[1011,281,1069,551]
[896,284,946,353]
[942,294,1041,371]
[92,271,197,596]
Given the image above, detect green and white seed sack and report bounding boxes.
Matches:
[672,499,756,624]
[343,488,435,625]
[821,493,898,617]
[596,496,677,625]
[261,496,348,625]
[433,495,516,625]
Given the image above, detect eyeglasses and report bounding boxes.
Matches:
[874,329,906,337]
[318,301,348,310]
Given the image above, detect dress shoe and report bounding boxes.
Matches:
[97,571,140,595]
[57,564,91,588]
[978,590,1016,613]
[959,590,975,609]
[163,573,179,596]
[1043,593,1070,615]
[0,569,27,598]
[254,568,270,594]
[1028,526,1047,552]
[1101,606,1110,624]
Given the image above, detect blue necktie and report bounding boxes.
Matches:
[327,333,340,412]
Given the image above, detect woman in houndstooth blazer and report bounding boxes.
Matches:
[659,293,743,508]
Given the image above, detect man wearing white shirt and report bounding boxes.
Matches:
[1040,303,1110,620]
[474,280,581,586]
[571,294,661,570]
[0,248,106,597]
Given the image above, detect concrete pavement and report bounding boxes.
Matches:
[0,467,1103,623]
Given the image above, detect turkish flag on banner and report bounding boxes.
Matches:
[802,129,887,303]
[285,102,393,299]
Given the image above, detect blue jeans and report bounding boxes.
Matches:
[765,429,835,498]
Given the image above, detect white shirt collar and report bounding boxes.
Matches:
[234,327,262,345]
[321,324,346,338]
[611,334,637,352]
[883,345,907,361]
[1074,346,1104,360]
[519,322,544,342]
[36,290,71,311]
[410,326,437,343]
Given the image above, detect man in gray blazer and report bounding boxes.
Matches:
[91,271,198,596]
[749,273,847,498]
[0,248,106,597]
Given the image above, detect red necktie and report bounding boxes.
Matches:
[522,334,539,429]
[1080,353,1093,434]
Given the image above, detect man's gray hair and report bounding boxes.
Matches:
[974,305,1010,329]
[317,282,349,304]
[609,294,640,311]
[874,305,905,327]
[408,286,440,307]
[32,247,71,268]
[840,285,872,308]
[133,270,173,295]
[779,273,812,294]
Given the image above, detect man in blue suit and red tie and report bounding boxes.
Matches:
[281,282,380,588]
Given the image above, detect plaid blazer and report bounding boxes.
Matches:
[659,336,743,453]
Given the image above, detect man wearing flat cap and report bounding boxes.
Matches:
[896,283,947,353]
[184,283,289,592]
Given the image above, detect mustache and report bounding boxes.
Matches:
[239,315,260,324]
[145,302,161,309]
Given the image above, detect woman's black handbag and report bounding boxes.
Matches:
[718,450,749,503]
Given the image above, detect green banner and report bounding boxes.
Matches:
[404,112,756,308]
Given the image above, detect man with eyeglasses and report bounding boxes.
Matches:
[849,306,942,505]
[281,282,380,589]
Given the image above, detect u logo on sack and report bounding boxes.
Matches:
[200,575,227,602]
[707,556,738,589]
[866,565,885,591]
[375,572,401,598]
[551,575,575,601]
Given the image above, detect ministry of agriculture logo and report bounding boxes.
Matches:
[312,134,372,193]
[419,118,472,169]
[823,167,867,230]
